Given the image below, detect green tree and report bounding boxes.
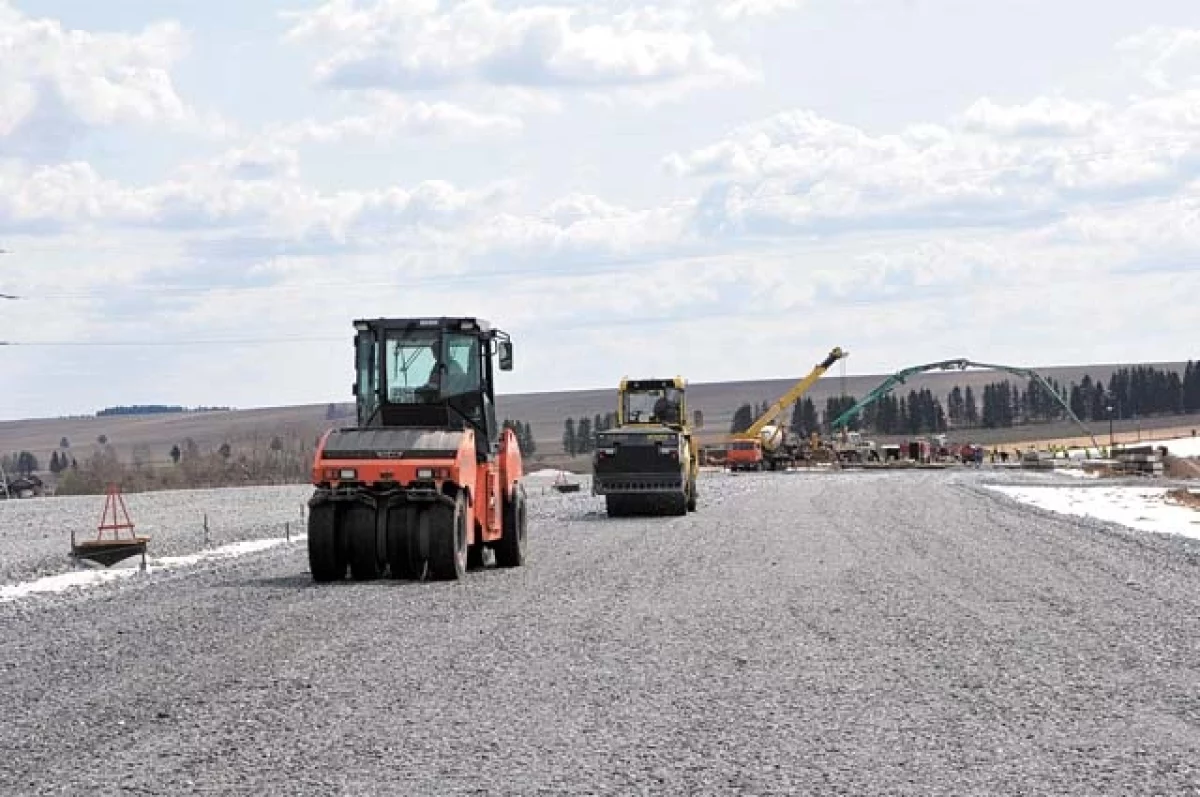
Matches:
[576,417,593,454]
[790,397,818,435]
[824,396,859,431]
[562,418,577,455]
[16,451,39,476]
[964,386,979,426]
[730,404,754,434]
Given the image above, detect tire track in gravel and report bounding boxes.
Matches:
[1,470,1199,795]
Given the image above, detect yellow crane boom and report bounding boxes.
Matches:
[735,347,848,441]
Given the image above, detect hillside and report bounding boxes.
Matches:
[1,358,1195,475]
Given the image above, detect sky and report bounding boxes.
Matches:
[0,0,1198,420]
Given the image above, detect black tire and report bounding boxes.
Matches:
[467,536,486,571]
[307,503,345,582]
[386,503,422,580]
[686,477,697,512]
[496,484,527,568]
[428,494,468,581]
[346,503,382,581]
[605,494,626,518]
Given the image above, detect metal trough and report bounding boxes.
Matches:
[71,536,150,568]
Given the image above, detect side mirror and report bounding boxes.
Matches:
[351,382,358,396]
[498,340,513,371]
[693,410,704,429]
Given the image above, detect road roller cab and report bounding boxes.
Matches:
[307,316,527,582]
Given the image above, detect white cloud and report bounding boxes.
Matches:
[273,96,524,143]
[1118,26,1200,90]
[664,75,1200,238]
[283,0,756,102]
[712,0,803,21]
[0,2,230,159]
[960,97,1108,138]
[0,148,518,248]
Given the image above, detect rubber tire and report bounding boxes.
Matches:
[428,494,468,581]
[605,494,627,518]
[467,538,486,571]
[307,503,345,582]
[495,484,527,568]
[386,504,422,580]
[686,477,697,512]
[346,503,382,581]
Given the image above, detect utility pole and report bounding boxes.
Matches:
[0,248,16,300]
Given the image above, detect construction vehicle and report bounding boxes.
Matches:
[307,316,527,582]
[726,347,848,471]
[592,376,700,517]
[831,429,879,463]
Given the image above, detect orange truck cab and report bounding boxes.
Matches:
[726,439,763,471]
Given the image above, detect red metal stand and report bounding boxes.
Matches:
[97,484,137,539]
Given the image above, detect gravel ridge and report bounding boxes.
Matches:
[1,469,1198,795]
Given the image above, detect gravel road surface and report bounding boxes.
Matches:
[2,469,1200,795]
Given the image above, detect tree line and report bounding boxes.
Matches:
[561,412,619,455]
[722,360,1200,437]
[96,404,231,417]
[501,419,537,456]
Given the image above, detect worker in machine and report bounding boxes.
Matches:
[441,357,474,396]
[653,390,681,424]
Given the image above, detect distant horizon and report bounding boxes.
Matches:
[3,353,1195,425]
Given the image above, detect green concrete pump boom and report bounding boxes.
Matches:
[828,358,1101,451]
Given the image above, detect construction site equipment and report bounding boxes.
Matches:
[592,376,699,517]
[726,347,848,471]
[698,443,729,468]
[552,471,581,493]
[307,317,526,582]
[828,358,1102,451]
[829,429,879,464]
[70,484,150,569]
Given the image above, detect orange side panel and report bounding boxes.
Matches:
[499,427,524,494]
[727,448,762,465]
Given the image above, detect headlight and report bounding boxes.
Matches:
[338,468,357,480]
[417,468,434,479]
